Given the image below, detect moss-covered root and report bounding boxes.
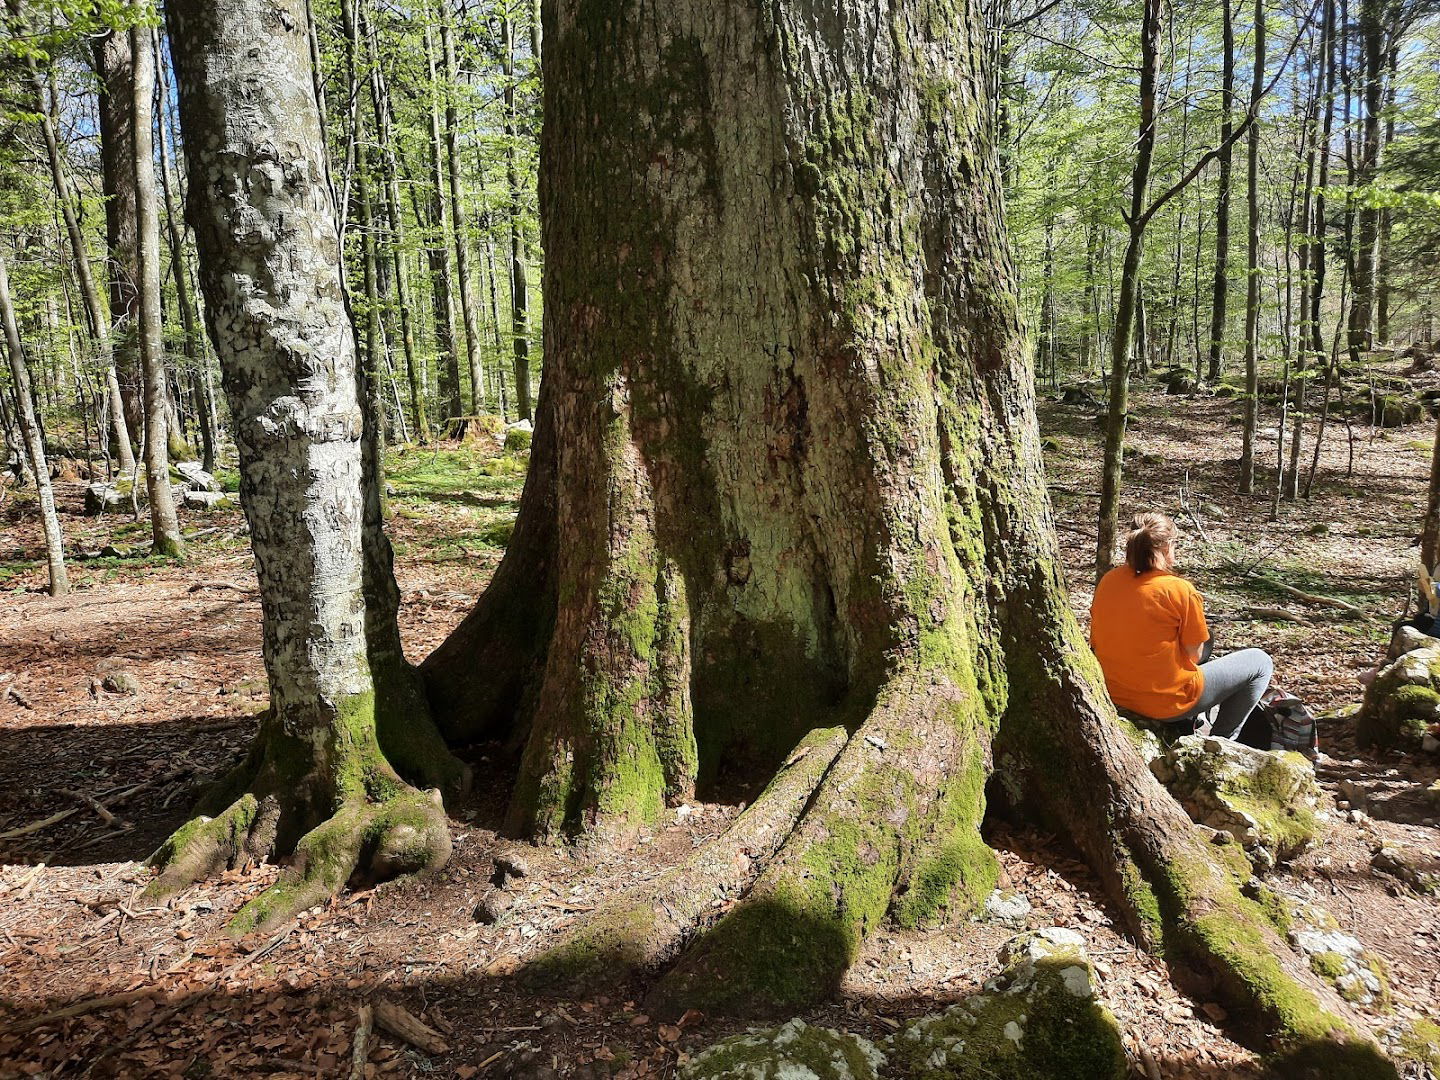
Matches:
[1145,845,1396,1078]
[647,672,999,1018]
[523,726,849,990]
[144,784,448,938]
[229,788,450,938]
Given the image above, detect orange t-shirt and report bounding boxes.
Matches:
[1090,567,1209,719]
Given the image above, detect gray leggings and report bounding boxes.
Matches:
[1168,643,1274,739]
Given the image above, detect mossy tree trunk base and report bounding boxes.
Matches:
[143,704,451,939]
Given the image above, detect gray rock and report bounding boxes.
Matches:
[983,888,1032,925]
[494,851,530,882]
[84,482,128,515]
[891,928,1125,1080]
[1388,624,1434,661]
[680,1018,885,1080]
[174,461,219,492]
[181,489,228,510]
[101,672,140,695]
[1151,735,1322,871]
[473,889,514,925]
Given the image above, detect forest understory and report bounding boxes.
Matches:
[2,379,1439,1079]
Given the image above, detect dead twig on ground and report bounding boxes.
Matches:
[1241,571,1370,619]
[0,765,191,842]
[59,789,122,828]
[372,998,449,1055]
[350,1003,373,1080]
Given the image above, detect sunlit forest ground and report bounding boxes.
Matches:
[1,370,1438,1078]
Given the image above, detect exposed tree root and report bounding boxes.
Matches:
[523,725,848,989]
[648,669,999,1018]
[996,598,1396,1075]
[143,707,451,938]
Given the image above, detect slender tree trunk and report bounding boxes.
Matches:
[440,6,486,413]
[153,28,217,473]
[365,13,428,443]
[1207,0,1236,383]
[422,15,463,424]
[1095,0,1161,576]
[1346,0,1383,366]
[12,13,135,473]
[93,29,146,451]
[1238,0,1264,494]
[1375,44,1397,344]
[153,0,460,935]
[132,22,184,557]
[502,14,532,421]
[0,249,68,596]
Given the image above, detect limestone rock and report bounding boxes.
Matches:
[1387,623,1434,662]
[889,928,1125,1080]
[982,889,1032,926]
[182,489,230,510]
[1358,644,1440,751]
[1288,923,1389,1007]
[1152,735,1322,870]
[680,1018,885,1080]
[101,672,140,695]
[84,482,127,515]
[174,461,219,492]
[1371,842,1440,895]
[473,889,514,925]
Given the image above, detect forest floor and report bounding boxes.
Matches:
[2,370,1439,1079]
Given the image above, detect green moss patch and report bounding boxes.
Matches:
[890,928,1125,1080]
[680,1019,885,1080]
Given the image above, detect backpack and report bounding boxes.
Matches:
[1238,687,1319,758]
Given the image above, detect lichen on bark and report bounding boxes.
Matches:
[152,0,453,934]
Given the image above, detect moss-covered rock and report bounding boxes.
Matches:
[1371,842,1440,894]
[503,425,533,453]
[1358,645,1440,751]
[889,928,1126,1080]
[1395,1018,1440,1068]
[679,1019,885,1080]
[1291,929,1390,1008]
[1151,736,1323,871]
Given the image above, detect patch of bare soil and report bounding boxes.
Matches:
[1,378,1438,1079]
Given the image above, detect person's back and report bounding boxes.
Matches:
[1091,566,1208,719]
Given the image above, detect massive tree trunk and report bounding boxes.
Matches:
[0,249,69,597]
[149,0,459,936]
[132,22,185,557]
[424,0,1394,1068]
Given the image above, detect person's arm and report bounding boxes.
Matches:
[1178,580,1210,664]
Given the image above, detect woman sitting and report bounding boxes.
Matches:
[1091,513,1272,739]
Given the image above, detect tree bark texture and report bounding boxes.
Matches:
[151,0,454,936]
[95,27,145,451]
[132,22,185,557]
[0,249,69,596]
[423,0,1395,1067]
[1206,0,1235,384]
